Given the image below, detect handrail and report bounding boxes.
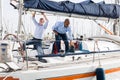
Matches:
[36,49,120,58]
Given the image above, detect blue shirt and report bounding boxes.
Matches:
[52,21,73,40]
[32,17,48,39]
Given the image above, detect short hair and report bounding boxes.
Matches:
[64,19,69,22]
[64,19,70,24]
[40,18,44,21]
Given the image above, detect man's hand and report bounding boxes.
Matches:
[41,12,44,15]
[55,32,58,35]
[70,41,74,47]
[53,30,58,35]
[32,12,36,17]
[41,12,48,21]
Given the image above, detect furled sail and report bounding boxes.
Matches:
[24,0,120,19]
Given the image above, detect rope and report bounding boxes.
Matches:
[2,72,14,80]
[95,40,102,67]
[93,20,113,35]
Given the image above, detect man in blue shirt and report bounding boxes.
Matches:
[22,12,49,62]
[52,19,73,53]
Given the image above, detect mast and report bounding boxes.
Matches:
[18,0,28,69]
[0,0,3,40]
[17,0,23,35]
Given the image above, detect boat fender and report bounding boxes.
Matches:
[96,68,105,80]
[79,42,82,50]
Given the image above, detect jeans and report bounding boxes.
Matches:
[23,37,44,55]
[55,33,69,52]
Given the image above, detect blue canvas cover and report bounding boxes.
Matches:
[24,0,120,19]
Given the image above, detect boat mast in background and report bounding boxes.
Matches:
[116,0,120,36]
[115,0,120,4]
[0,0,3,40]
[113,0,120,36]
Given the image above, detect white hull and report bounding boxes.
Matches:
[1,52,120,80]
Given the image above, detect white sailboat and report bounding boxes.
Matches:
[0,35,120,80]
[0,0,120,80]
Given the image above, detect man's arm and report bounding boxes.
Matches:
[53,30,58,35]
[68,27,73,40]
[41,12,48,21]
[32,12,38,25]
[42,12,49,29]
[52,22,60,35]
[68,27,74,46]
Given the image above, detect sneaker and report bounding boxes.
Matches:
[69,46,75,52]
[38,58,47,63]
[59,49,64,53]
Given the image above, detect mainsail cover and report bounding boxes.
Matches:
[24,0,120,19]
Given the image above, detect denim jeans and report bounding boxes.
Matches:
[23,37,44,55]
[55,33,69,52]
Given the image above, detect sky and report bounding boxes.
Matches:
[1,0,116,39]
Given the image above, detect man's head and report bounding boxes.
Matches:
[39,18,45,25]
[64,19,70,27]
